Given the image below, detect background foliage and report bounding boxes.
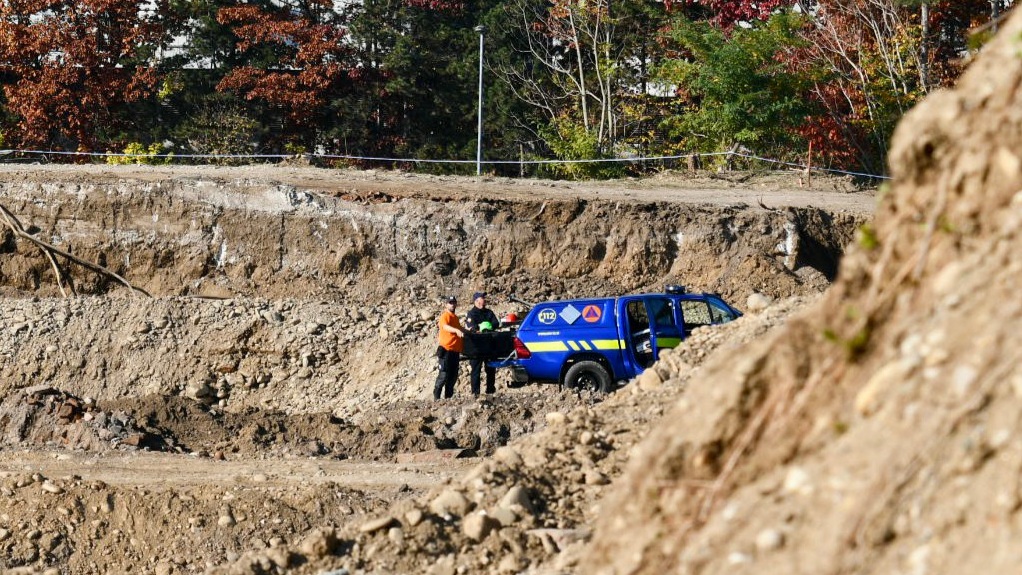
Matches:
[0,0,1010,178]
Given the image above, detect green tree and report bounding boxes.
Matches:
[334,0,485,170]
[655,12,814,166]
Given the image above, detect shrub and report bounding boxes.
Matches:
[106,142,173,165]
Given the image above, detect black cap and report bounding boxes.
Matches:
[472,291,486,300]
[444,295,457,304]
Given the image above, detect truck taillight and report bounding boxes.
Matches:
[513,337,531,359]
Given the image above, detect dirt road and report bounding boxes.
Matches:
[0,163,876,210]
[0,449,474,489]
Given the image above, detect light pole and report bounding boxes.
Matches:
[474,25,487,176]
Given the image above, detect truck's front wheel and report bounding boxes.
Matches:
[563,361,613,393]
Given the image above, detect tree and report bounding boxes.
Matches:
[673,0,790,30]
[490,0,677,176]
[495,0,616,155]
[167,0,245,71]
[794,0,999,173]
[655,12,815,165]
[0,0,172,152]
[332,0,490,169]
[215,0,354,152]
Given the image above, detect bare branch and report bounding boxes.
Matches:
[0,202,152,298]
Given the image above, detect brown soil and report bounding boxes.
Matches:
[0,154,880,570]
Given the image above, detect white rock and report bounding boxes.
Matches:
[755,528,785,552]
[489,506,518,527]
[359,515,397,533]
[782,467,812,495]
[499,485,535,515]
[727,551,752,565]
[951,365,978,398]
[746,292,773,312]
[404,508,424,527]
[855,361,904,416]
[430,489,471,517]
[636,369,663,391]
[462,512,498,541]
[299,528,337,557]
[387,526,404,546]
[545,412,567,425]
[493,446,523,467]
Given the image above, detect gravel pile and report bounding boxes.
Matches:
[1,295,450,417]
[205,296,816,574]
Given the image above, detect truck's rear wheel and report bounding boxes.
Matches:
[563,361,613,393]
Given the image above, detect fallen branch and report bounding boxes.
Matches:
[0,202,151,298]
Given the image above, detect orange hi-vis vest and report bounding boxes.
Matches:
[437,310,464,352]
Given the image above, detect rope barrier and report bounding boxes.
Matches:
[0,148,890,181]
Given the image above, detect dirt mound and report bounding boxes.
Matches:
[0,153,876,571]
[0,367,602,461]
[203,296,816,575]
[577,10,1022,575]
[0,468,391,575]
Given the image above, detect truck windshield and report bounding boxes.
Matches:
[709,300,737,323]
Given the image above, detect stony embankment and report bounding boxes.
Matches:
[0,166,865,305]
[208,296,816,575]
[1,295,441,417]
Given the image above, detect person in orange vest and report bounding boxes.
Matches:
[433,295,465,400]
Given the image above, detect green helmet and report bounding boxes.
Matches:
[478,321,493,332]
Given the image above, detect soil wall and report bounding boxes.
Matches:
[0,170,865,304]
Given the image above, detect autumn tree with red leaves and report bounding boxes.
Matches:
[674,0,790,30]
[793,0,1001,173]
[215,0,355,149]
[0,0,171,152]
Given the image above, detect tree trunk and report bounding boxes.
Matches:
[919,2,930,92]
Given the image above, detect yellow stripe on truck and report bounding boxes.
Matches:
[528,341,570,352]
[529,339,625,353]
[591,339,623,350]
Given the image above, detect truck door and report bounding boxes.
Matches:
[680,295,739,335]
[624,297,683,370]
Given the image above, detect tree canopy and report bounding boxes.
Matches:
[0,0,1011,176]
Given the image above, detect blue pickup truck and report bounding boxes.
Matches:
[502,286,741,392]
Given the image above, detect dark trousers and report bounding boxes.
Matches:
[470,359,496,395]
[433,349,460,399]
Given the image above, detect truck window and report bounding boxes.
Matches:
[626,301,649,332]
[709,300,737,323]
[648,297,676,328]
[680,300,711,331]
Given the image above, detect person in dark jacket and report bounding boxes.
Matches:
[465,291,500,395]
